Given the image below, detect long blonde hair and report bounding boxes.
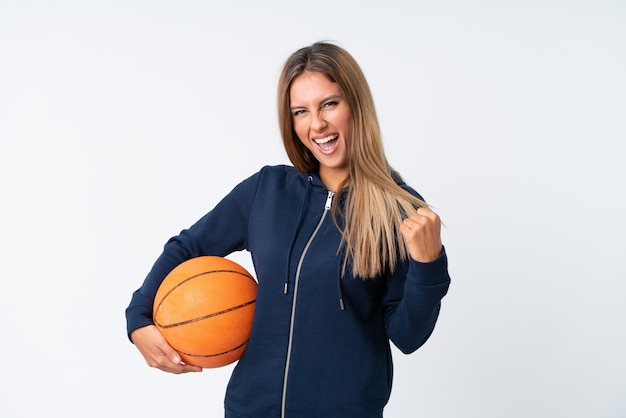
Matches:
[277,42,427,278]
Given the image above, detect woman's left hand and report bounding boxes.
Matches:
[400,207,443,263]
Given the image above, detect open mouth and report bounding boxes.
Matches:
[314,134,339,153]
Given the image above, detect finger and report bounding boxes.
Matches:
[166,352,203,373]
[158,347,203,374]
[402,214,426,232]
[179,363,204,373]
[166,349,182,366]
[162,361,203,374]
[414,206,437,219]
[153,353,202,374]
[400,217,416,234]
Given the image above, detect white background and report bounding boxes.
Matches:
[1,1,624,417]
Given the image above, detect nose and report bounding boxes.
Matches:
[311,110,328,132]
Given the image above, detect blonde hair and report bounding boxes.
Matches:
[277,42,427,278]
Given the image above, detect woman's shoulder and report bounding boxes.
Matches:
[238,164,297,181]
[234,165,314,203]
[243,164,311,190]
[258,164,298,175]
[392,170,425,201]
[255,164,302,182]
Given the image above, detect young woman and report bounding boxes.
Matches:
[126,41,451,418]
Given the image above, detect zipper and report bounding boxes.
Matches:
[281,190,334,418]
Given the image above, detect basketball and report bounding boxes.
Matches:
[153,256,257,368]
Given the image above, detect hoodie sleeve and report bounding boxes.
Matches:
[382,247,451,354]
[124,169,262,340]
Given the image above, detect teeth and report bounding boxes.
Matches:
[314,134,338,144]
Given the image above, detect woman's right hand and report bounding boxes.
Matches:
[130,325,203,374]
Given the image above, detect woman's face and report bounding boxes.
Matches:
[289,71,352,191]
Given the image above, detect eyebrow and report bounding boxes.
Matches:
[290,94,343,111]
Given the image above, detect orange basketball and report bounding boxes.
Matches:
[153,256,257,368]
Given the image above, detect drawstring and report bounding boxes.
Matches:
[337,262,345,311]
[284,176,313,295]
[337,252,346,311]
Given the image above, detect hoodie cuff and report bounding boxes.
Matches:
[407,246,450,286]
[125,291,155,342]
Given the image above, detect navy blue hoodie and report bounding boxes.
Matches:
[126,165,450,418]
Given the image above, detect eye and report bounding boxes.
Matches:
[292,109,307,117]
[322,101,338,109]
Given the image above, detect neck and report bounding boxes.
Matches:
[320,168,348,192]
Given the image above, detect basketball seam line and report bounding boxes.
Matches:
[157,269,255,305]
[176,340,249,358]
[155,299,256,328]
